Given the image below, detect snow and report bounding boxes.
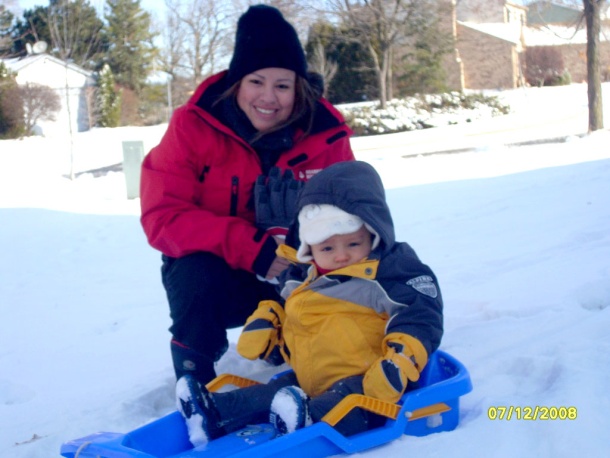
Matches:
[1,83,610,458]
[176,377,209,448]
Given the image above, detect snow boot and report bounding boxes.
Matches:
[171,339,216,385]
[269,385,312,436]
[176,375,225,447]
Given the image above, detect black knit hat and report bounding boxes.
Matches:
[227,5,307,86]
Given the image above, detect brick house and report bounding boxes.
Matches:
[442,0,610,90]
[2,51,95,136]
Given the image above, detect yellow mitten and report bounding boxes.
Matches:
[363,333,428,403]
[237,300,285,361]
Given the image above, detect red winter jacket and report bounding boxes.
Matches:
[140,71,355,275]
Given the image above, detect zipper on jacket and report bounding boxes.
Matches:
[198,165,210,183]
[230,176,239,216]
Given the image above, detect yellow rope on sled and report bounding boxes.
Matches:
[207,374,451,427]
[206,374,261,392]
[321,394,451,426]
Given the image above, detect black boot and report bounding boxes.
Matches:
[170,339,216,385]
[176,375,225,446]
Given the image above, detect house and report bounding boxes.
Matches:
[439,0,528,90]
[526,1,583,26]
[2,51,95,136]
[441,0,610,90]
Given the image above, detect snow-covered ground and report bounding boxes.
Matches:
[1,83,609,458]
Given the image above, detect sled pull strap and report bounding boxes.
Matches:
[321,394,451,426]
[206,374,261,392]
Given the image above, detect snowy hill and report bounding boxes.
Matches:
[1,83,609,458]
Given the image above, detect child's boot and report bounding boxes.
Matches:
[269,385,312,435]
[176,375,224,447]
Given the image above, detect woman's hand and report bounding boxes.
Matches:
[265,255,291,279]
[254,167,303,235]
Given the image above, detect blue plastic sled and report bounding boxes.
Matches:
[60,350,472,458]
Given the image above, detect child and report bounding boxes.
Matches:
[176,161,443,446]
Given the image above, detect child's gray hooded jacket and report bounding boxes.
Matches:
[277,161,444,397]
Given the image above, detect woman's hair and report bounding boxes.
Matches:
[216,73,319,142]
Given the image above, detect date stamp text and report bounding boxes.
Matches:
[487,406,577,421]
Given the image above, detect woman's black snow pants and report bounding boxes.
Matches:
[161,252,281,384]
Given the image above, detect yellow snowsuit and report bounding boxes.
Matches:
[278,246,388,397]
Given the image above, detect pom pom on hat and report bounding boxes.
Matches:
[296,204,379,262]
[227,5,307,86]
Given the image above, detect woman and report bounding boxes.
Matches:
[140,4,355,386]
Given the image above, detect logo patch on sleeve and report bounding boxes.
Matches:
[406,275,438,298]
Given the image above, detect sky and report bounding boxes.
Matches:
[15,0,535,17]
[1,82,609,458]
[15,0,166,17]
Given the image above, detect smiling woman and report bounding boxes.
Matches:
[139,3,355,400]
[236,68,296,132]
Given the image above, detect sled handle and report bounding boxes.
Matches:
[407,402,451,421]
[321,394,451,426]
[206,374,261,392]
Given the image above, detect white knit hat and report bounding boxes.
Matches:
[296,204,379,262]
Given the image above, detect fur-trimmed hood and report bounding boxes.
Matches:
[289,161,395,256]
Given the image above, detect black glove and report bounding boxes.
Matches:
[254,167,304,235]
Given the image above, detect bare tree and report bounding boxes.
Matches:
[259,0,318,38]
[524,46,566,86]
[308,42,338,96]
[47,0,104,180]
[165,0,232,88]
[523,0,604,132]
[19,82,62,135]
[327,0,443,108]
[157,8,185,108]
[583,0,604,131]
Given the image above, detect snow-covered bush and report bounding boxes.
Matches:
[339,92,510,137]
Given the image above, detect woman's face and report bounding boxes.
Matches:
[236,67,296,132]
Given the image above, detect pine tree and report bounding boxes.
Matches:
[9,6,50,57]
[104,0,155,93]
[0,5,14,56]
[97,64,122,128]
[306,21,376,104]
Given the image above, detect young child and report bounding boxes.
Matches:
[176,161,443,446]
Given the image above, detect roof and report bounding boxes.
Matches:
[1,53,93,77]
[523,24,610,46]
[526,1,582,26]
[507,2,528,12]
[459,20,610,48]
[459,21,522,46]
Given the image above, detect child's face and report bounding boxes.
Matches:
[310,226,372,271]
